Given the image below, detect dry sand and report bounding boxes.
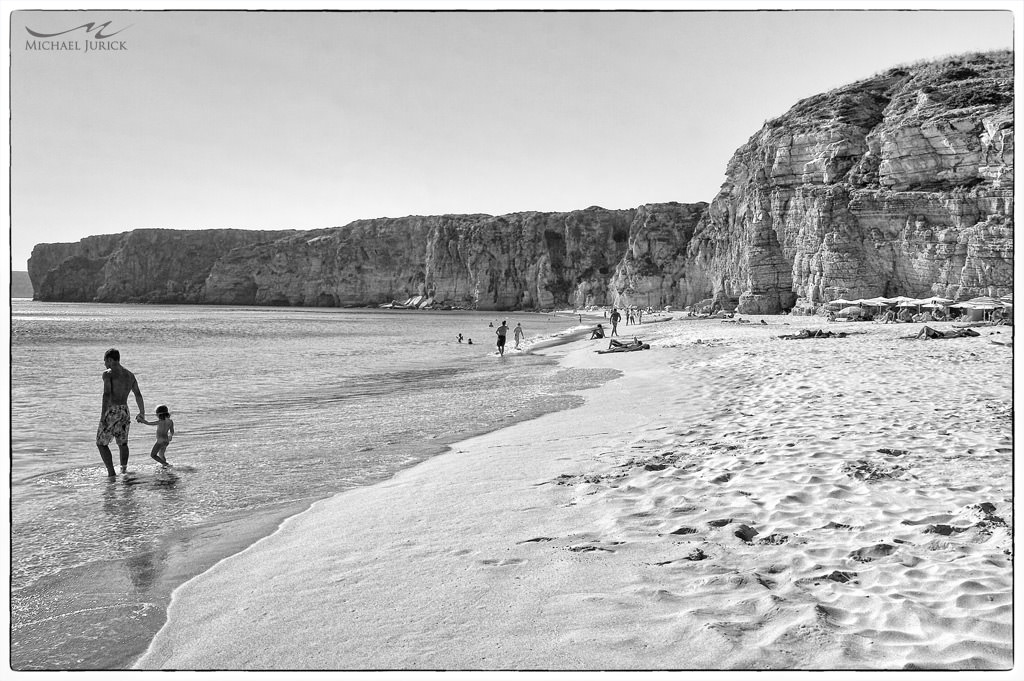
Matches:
[133,315,1014,673]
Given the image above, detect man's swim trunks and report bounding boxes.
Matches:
[96,404,131,447]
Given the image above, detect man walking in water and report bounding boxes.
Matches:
[96,348,146,477]
[495,320,510,356]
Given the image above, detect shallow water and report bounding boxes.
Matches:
[10,301,616,669]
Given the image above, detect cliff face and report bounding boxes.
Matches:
[27,51,1012,312]
[30,229,295,303]
[692,51,1013,313]
[203,209,637,310]
[608,202,709,308]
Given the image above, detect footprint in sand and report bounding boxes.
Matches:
[478,557,527,567]
[757,533,789,545]
[848,543,897,562]
[820,521,858,530]
[516,537,554,544]
[567,541,623,553]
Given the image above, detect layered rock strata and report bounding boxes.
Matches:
[27,51,1013,312]
[29,229,295,303]
[204,209,638,309]
[693,51,1013,312]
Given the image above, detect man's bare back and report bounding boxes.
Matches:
[103,366,140,410]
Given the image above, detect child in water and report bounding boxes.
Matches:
[137,404,174,466]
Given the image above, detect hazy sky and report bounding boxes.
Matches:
[5,2,1019,270]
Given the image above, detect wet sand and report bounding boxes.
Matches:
[11,499,313,670]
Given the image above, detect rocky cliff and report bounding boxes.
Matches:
[29,229,295,303]
[28,50,1012,312]
[690,50,1013,313]
[203,209,639,309]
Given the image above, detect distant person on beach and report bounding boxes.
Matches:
[513,322,525,349]
[457,333,464,343]
[916,326,980,339]
[137,405,174,466]
[610,308,621,337]
[590,323,605,339]
[468,338,473,344]
[96,348,146,477]
[495,321,509,356]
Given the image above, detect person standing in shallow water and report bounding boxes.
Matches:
[495,320,509,356]
[138,405,175,466]
[96,348,146,477]
[513,322,525,350]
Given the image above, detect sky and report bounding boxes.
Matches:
[4,1,1020,271]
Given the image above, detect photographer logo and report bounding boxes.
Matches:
[25,21,131,52]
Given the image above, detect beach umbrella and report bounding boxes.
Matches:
[920,296,953,305]
[898,298,924,307]
[964,296,1003,309]
[828,298,854,307]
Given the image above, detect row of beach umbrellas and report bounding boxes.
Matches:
[828,295,1012,310]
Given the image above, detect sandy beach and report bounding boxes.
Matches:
[134,314,1014,673]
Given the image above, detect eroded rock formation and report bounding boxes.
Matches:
[28,51,1012,312]
[686,51,1013,313]
[203,209,637,309]
[29,229,295,303]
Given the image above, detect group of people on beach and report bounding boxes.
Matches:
[95,348,174,477]
[457,320,525,355]
[869,307,954,323]
[493,320,526,355]
[590,307,629,339]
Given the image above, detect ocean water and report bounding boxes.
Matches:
[9,301,616,670]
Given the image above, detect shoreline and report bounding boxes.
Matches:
[10,497,319,671]
[10,311,606,672]
[135,315,1013,672]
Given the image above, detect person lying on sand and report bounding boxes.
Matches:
[609,337,646,349]
[913,326,981,339]
[597,337,650,353]
[778,329,848,340]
